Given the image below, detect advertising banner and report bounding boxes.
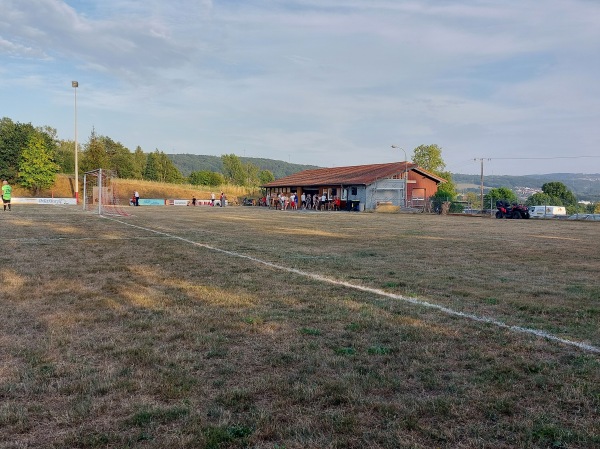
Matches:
[138,199,165,206]
[12,198,77,205]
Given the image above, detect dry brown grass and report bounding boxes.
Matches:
[0,206,598,448]
[12,174,249,204]
[375,203,400,213]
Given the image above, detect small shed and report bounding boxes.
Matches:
[262,162,445,211]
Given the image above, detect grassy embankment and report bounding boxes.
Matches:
[11,174,250,204]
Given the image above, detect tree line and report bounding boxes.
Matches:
[0,117,275,193]
[2,116,595,212]
[482,183,596,214]
[409,144,598,214]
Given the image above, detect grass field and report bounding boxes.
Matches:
[1,205,598,448]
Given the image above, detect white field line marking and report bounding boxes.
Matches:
[105,216,600,354]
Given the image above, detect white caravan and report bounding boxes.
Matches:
[528,205,567,218]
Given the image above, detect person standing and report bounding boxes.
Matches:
[220,192,225,207]
[211,192,215,206]
[134,190,140,206]
[2,180,12,211]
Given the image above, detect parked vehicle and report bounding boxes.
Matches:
[495,201,530,219]
[528,205,567,218]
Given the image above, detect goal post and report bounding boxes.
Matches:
[83,168,129,216]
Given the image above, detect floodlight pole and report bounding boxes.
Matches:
[72,81,79,205]
[391,145,408,207]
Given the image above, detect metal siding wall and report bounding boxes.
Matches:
[345,186,368,209]
[358,187,367,205]
[367,179,406,209]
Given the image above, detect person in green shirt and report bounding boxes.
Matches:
[2,180,12,211]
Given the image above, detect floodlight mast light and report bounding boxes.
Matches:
[391,145,408,207]
[72,81,79,205]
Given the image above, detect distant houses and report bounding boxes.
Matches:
[262,162,445,211]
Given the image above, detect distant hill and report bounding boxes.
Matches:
[453,173,600,201]
[167,154,319,179]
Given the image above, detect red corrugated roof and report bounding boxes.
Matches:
[262,162,445,187]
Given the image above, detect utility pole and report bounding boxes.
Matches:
[475,158,490,212]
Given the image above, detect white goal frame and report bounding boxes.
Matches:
[83,168,128,216]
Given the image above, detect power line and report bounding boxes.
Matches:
[480,155,600,160]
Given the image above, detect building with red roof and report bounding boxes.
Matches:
[262,162,445,210]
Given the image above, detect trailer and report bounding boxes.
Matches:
[528,205,567,218]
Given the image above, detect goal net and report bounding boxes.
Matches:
[83,169,129,216]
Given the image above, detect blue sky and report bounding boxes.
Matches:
[1,0,599,176]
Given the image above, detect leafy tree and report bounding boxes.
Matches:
[38,126,59,151]
[212,172,226,185]
[412,144,446,175]
[244,162,260,186]
[430,171,459,212]
[144,151,158,181]
[18,132,60,195]
[258,169,275,185]
[484,187,518,207]
[433,171,457,200]
[464,192,479,208]
[144,149,184,183]
[541,182,577,207]
[221,154,246,185]
[132,146,146,180]
[102,136,134,179]
[55,139,75,174]
[80,129,109,172]
[0,117,36,181]
[189,170,224,186]
[525,192,561,207]
[526,182,579,213]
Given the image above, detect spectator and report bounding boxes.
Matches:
[134,190,140,206]
[290,193,296,210]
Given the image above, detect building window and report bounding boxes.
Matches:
[351,187,357,196]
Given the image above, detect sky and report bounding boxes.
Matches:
[1,0,600,176]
